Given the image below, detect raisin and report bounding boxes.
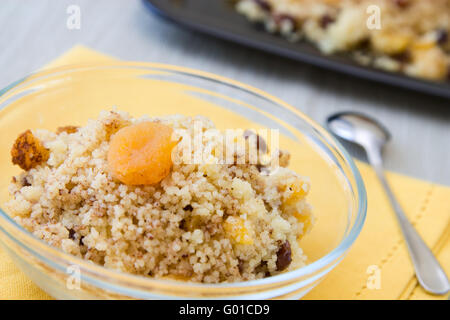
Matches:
[21,176,31,187]
[393,0,409,8]
[183,204,193,211]
[68,228,76,240]
[256,164,271,175]
[238,259,245,274]
[243,130,267,153]
[391,50,411,63]
[320,15,335,29]
[253,0,271,12]
[436,29,448,45]
[276,240,292,271]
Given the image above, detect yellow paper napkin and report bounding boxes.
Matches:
[0,46,449,300]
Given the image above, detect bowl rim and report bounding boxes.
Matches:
[0,62,367,293]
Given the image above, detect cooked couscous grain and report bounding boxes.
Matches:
[236,0,450,81]
[5,110,313,283]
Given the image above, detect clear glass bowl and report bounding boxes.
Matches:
[0,63,366,299]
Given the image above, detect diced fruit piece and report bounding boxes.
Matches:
[282,178,309,208]
[107,122,177,185]
[412,40,435,50]
[294,211,312,236]
[224,216,253,245]
[11,130,49,170]
[406,47,448,80]
[371,31,411,55]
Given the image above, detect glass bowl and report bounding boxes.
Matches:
[0,63,366,299]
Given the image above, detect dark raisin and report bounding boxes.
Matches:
[255,260,268,275]
[179,219,186,230]
[183,204,193,211]
[436,29,448,45]
[393,0,409,8]
[68,228,76,240]
[256,164,271,174]
[276,240,292,271]
[391,50,411,63]
[243,130,267,153]
[256,137,267,152]
[238,259,245,274]
[21,176,31,187]
[253,0,271,12]
[320,15,335,29]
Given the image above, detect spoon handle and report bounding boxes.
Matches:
[368,147,449,295]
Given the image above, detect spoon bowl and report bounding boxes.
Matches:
[327,112,391,150]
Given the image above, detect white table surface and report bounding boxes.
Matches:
[1,0,449,185]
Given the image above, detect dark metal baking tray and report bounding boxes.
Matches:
[143,0,450,99]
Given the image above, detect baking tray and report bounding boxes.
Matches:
[143,0,450,99]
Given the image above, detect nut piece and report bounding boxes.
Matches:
[11,130,49,171]
[56,126,79,134]
[276,240,292,271]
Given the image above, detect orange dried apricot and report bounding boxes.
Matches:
[107,122,177,185]
[11,130,49,171]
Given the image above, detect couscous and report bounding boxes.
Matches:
[5,110,313,283]
[236,0,450,80]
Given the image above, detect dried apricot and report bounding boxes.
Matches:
[107,122,177,185]
[224,216,254,245]
[11,130,49,170]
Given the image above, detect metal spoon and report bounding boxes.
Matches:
[327,111,449,295]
